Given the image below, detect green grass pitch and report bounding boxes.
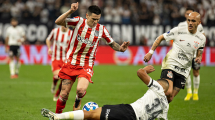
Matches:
[0,64,215,120]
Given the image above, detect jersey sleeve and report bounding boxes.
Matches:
[47,29,55,41]
[148,79,165,95]
[65,16,80,28]
[20,27,25,36]
[197,24,205,34]
[163,27,178,42]
[102,26,114,44]
[198,36,206,51]
[6,27,10,37]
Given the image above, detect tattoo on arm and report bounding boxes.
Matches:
[173,87,180,92]
[109,41,120,51]
[151,36,163,50]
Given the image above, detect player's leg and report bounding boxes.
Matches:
[8,46,17,78]
[184,73,192,101]
[41,107,102,120]
[14,46,21,76]
[54,80,62,101]
[73,77,89,110]
[51,63,61,94]
[193,69,200,100]
[160,69,174,103]
[56,79,75,113]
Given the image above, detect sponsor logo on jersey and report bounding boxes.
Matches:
[187,43,191,47]
[94,30,99,37]
[193,41,199,49]
[179,39,185,41]
[77,34,95,47]
[178,52,189,61]
[174,65,186,73]
[178,32,187,34]
[167,71,173,78]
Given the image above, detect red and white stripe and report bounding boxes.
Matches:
[65,17,114,67]
[47,27,72,61]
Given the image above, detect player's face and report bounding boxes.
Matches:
[11,20,18,27]
[86,13,101,28]
[185,10,193,19]
[187,16,200,33]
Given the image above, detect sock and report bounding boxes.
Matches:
[76,91,87,100]
[9,60,15,75]
[55,82,62,97]
[15,61,21,75]
[53,77,59,86]
[55,96,68,113]
[186,75,192,94]
[193,75,200,94]
[56,110,84,120]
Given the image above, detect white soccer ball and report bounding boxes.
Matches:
[82,102,99,111]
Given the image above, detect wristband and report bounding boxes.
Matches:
[149,50,154,54]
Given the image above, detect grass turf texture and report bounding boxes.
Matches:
[0,64,215,120]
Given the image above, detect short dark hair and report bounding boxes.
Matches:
[186,7,195,12]
[11,17,18,22]
[87,5,101,15]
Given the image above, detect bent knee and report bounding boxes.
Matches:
[76,88,86,96]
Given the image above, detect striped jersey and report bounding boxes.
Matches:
[47,27,72,61]
[65,16,114,67]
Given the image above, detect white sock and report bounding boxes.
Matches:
[56,110,84,120]
[193,75,200,94]
[15,61,21,74]
[9,60,15,75]
[186,75,192,93]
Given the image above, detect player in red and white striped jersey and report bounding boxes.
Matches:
[54,3,130,113]
[46,26,72,101]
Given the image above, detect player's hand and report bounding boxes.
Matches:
[17,39,22,43]
[70,2,79,12]
[195,57,202,64]
[48,48,52,55]
[143,53,152,62]
[143,65,155,74]
[119,41,130,52]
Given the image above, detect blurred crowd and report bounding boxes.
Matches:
[1,0,215,25]
[0,0,215,46]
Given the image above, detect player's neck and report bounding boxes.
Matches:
[188,29,197,34]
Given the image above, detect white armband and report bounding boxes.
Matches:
[149,50,154,54]
[147,77,153,87]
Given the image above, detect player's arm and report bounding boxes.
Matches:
[55,2,79,27]
[137,65,155,85]
[108,41,130,52]
[143,35,165,62]
[46,38,53,55]
[4,37,9,53]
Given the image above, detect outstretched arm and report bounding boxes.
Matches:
[46,39,53,55]
[143,35,165,62]
[137,65,155,85]
[109,41,130,52]
[55,2,79,27]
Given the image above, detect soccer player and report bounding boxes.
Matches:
[5,18,26,79]
[144,12,206,103]
[46,26,72,101]
[178,8,205,101]
[54,2,130,113]
[41,65,169,120]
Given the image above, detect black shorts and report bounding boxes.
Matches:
[160,69,186,89]
[100,104,136,120]
[192,58,200,70]
[9,45,20,57]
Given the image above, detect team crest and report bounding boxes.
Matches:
[167,71,173,78]
[193,41,199,49]
[94,30,99,37]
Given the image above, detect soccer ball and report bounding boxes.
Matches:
[82,102,99,111]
